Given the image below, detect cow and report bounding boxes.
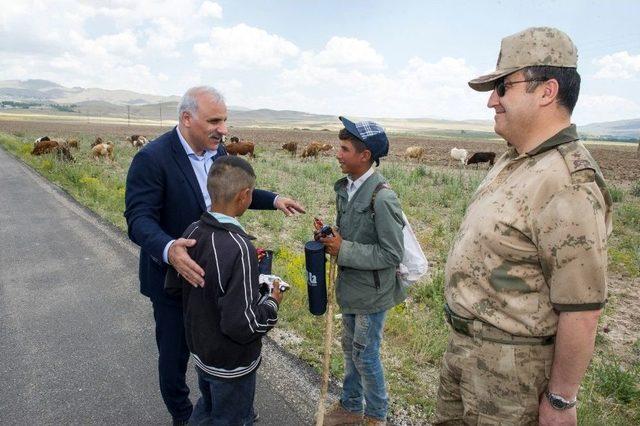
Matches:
[282,142,298,156]
[91,137,104,148]
[92,141,114,161]
[466,151,496,168]
[55,145,75,162]
[405,146,425,161]
[225,140,255,158]
[449,147,468,166]
[301,143,322,159]
[127,135,148,150]
[66,138,80,149]
[320,143,333,153]
[31,139,60,155]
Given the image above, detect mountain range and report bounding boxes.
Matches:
[1,79,638,140]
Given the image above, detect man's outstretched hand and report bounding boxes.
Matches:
[168,238,205,287]
[274,196,306,217]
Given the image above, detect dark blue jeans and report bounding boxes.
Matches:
[152,301,192,421]
[190,367,256,426]
[340,311,388,420]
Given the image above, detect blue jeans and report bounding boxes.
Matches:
[189,367,256,426]
[340,311,388,420]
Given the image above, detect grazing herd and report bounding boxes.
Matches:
[29,133,497,170]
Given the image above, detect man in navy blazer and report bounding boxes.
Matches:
[124,86,304,424]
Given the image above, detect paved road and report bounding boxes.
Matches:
[0,147,334,425]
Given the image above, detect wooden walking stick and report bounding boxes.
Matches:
[315,254,337,426]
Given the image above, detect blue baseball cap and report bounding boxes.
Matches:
[339,116,389,166]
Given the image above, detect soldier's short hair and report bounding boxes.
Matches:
[207,156,256,204]
[523,66,581,114]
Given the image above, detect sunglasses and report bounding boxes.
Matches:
[495,78,548,97]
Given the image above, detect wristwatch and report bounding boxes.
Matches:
[545,390,577,410]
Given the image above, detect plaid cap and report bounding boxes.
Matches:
[339,116,389,166]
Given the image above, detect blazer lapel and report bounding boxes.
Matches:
[170,129,207,211]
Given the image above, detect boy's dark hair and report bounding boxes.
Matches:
[338,128,373,164]
[207,156,256,204]
[523,66,581,114]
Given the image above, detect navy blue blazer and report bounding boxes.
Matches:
[124,128,276,305]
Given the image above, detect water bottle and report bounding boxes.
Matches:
[304,240,327,315]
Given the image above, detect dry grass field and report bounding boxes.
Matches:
[1,117,638,425]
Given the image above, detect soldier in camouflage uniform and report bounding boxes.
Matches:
[434,27,613,425]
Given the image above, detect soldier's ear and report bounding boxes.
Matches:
[540,78,559,107]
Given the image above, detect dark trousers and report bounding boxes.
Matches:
[152,300,193,421]
[190,367,257,426]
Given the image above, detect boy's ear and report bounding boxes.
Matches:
[362,149,372,163]
[236,187,252,203]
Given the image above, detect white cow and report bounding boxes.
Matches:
[450,147,468,166]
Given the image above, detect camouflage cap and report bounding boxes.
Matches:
[469,27,578,92]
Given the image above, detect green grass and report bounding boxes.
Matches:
[2,131,639,423]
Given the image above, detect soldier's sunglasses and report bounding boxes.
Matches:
[495,78,548,97]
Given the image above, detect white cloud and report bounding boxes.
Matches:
[574,94,640,124]
[304,36,385,69]
[593,51,640,79]
[194,23,300,69]
[277,53,487,119]
[199,1,223,19]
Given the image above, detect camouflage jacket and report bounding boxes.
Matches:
[445,124,613,337]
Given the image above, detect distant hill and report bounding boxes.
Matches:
[580,119,640,140]
[0,79,638,139]
[0,79,180,105]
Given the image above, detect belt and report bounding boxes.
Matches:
[444,304,555,346]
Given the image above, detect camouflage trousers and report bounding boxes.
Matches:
[433,328,554,425]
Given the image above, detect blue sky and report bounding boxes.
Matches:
[2,0,639,124]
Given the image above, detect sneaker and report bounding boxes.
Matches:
[322,401,363,426]
[362,415,386,426]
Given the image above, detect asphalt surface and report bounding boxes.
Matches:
[0,147,335,425]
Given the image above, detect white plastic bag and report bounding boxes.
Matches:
[397,212,428,287]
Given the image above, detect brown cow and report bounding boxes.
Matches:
[55,145,75,162]
[92,141,114,161]
[225,140,255,158]
[91,137,104,147]
[31,139,60,155]
[281,142,298,156]
[66,138,80,149]
[301,143,321,159]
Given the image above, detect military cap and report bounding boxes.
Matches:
[469,27,578,92]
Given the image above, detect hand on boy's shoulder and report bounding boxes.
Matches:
[168,238,205,287]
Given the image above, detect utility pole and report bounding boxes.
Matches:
[159,103,163,128]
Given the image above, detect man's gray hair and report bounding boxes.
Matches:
[177,86,225,119]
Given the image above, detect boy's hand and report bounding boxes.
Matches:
[319,227,342,257]
[271,280,285,304]
[168,238,205,287]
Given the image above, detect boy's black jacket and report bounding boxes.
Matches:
[165,213,279,379]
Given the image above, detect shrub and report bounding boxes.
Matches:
[631,180,640,197]
[609,185,624,203]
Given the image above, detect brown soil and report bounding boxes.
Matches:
[2,119,638,184]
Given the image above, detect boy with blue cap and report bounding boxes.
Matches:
[319,117,406,426]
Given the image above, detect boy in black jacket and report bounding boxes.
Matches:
[165,156,283,425]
